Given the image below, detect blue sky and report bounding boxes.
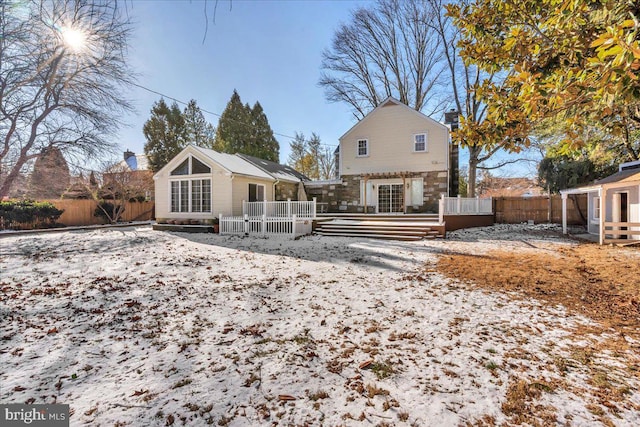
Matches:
[117,0,537,177]
[118,0,366,163]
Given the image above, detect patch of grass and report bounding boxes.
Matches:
[486,348,497,354]
[365,322,384,334]
[398,411,409,422]
[183,402,199,412]
[571,348,594,365]
[485,361,499,371]
[218,415,232,426]
[243,372,260,387]
[388,331,417,341]
[436,246,640,343]
[370,360,395,380]
[502,377,557,424]
[308,390,329,401]
[365,383,390,398]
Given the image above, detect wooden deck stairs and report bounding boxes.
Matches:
[314,215,445,241]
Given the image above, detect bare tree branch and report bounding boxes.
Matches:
[0,0,135,198]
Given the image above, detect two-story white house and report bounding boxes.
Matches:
[306,97,452,213]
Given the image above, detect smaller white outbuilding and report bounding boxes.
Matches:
[560,160,640,244]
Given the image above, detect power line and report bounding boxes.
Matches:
[130,82,339,148]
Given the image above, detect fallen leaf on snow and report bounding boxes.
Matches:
[278,395,296,401]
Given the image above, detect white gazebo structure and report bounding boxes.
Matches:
[560,160,640,245]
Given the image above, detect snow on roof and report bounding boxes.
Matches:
[191,146,274,180]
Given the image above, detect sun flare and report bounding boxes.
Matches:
[60,26,87,52]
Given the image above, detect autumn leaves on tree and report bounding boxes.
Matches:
[448,0,640,161]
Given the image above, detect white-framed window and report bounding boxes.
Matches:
[170,156,211,176]
[357,139,369,157]
[593,196,600,219]
[248,183,265,202]
[413,133,428,152]
[169,155,212,213]
[170,178,212,213]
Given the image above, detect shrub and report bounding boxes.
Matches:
[94,201,124,223]
[0,200,64,230]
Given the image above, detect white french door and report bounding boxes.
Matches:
[378,184,404,213]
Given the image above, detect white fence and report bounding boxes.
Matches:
[242,199,317,219]
[219,214,312,238]
[439,195,493,223]
[220,199,316,238]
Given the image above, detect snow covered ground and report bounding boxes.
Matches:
[1,225,638,426]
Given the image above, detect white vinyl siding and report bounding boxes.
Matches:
[357,139,369,157]
[339,102,448,175]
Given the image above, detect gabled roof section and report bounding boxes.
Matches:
[191,146,274,180]
[238,153,310,182]
[561,166,640,194]
[339,96,449,141]
[596,169,640,186]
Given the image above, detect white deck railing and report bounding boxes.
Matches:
[219,214,312,238]
[220,198,316,238]
[242,199,317,219]
[439,195,493,223]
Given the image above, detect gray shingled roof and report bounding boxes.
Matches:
[237,153,309,182]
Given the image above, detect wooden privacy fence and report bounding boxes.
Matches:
[493,195,587,224]
[42,199,155,226]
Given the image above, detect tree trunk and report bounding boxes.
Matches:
[467,146,481,198]
[0,156,29,199]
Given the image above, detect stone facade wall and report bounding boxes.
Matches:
[304,170,448,213]
[275,182,299,201]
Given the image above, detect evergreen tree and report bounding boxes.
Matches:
[249,102,279,162]
[214,90,252,155]
[143,99,187,172]
[214,90,280,162]
[27,147,71,199]
[183,100,215,148]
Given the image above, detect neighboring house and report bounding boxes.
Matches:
[561,160,640,244]
[120,150,151,172]
[154,145,308,222]
[104,150,154,201]
[305,97,452,214]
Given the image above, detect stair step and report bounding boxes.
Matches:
[316,224,429,230]
[317,228,425,235]
[315,231,425,241]
[317,226,431,234]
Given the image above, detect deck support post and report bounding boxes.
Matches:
[599,187,605,245]
[561,193,567,235]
